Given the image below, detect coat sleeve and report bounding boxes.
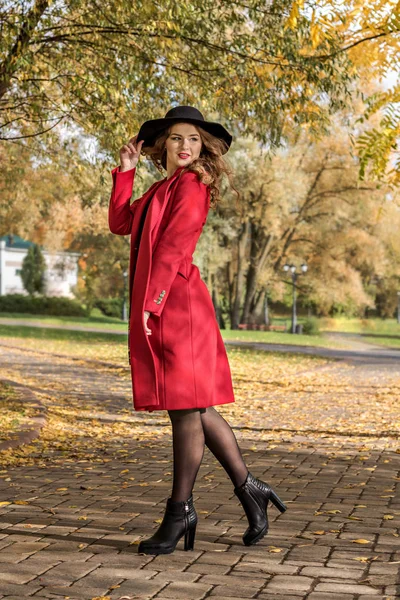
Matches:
[108,166,138,235]
[144,172,209,317]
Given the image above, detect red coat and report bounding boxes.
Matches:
[108,165,235,412]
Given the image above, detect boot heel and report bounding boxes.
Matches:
[269,488,287,513]
[184,524,196,551]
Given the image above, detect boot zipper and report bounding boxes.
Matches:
[184,501,189,528]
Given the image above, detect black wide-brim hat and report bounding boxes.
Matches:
[137,105,232,154]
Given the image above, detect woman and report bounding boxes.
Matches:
[108,106,286,556]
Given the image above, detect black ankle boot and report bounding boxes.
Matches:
[138,495,197,555]
[234,472,287,546]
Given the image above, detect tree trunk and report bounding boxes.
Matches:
[231,221,249,329]
[242,225,274,322]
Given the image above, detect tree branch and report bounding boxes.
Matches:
[0,0,50,99]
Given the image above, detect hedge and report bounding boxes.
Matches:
[0,294,86,317]
[94,298,124,319]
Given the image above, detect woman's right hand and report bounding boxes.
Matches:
[119,134,144,172]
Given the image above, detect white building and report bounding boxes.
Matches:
[0,235,80,298]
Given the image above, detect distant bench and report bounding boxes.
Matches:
[238,323,287,332]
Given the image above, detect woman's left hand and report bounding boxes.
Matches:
[144,310,152,335]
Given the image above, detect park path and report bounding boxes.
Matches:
[0,341,399,599]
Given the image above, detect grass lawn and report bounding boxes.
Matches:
[362,335,400,348]
[319,316,400,335]
[0,310,127,331]
[0,324,127,363]
[220,329,347,348]
[1,312,400,351]
[0,311,348,349]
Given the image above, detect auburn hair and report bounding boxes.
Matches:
[141,122,239,208]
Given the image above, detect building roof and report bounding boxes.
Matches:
[0,234,43,250]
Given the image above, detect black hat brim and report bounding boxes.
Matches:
[137,117,232,154]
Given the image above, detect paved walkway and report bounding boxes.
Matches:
[0,343,399,599]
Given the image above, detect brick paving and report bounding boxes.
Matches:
[0,344,399,599]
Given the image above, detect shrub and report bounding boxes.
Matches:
[94,298,124,319]
[0,294,86,317]
[302,317,320,335]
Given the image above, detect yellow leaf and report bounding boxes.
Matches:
[56,487,68,491]
[154,518,163,524]
[268,547,282,553]
[326,509,341,514]
[312,530,325,535]
[0,502,11,507]
[352,539,371,544]
[14,500,29,505]
[119,469,129,474]
[353,556,371,563]
[383,515,394,520]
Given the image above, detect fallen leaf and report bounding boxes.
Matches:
[352,539,371,544]
[353,556,371,563]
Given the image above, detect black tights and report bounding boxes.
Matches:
[167,407,249,501]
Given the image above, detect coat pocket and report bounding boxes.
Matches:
[177,269,188,281]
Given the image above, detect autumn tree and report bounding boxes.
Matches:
[216,124,399,325]
[0,0,355,154]
[284,0,400,184]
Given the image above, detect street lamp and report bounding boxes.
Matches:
[397,291,400,325]
[122,270,128,321]
[283,263,308,334]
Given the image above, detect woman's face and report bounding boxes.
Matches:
[165,123,202,171]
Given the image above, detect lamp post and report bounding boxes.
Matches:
[397,291,400,325]
[122,270,128,321]
[283,263,308,334]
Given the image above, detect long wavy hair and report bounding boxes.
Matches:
[141,122,239,208]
